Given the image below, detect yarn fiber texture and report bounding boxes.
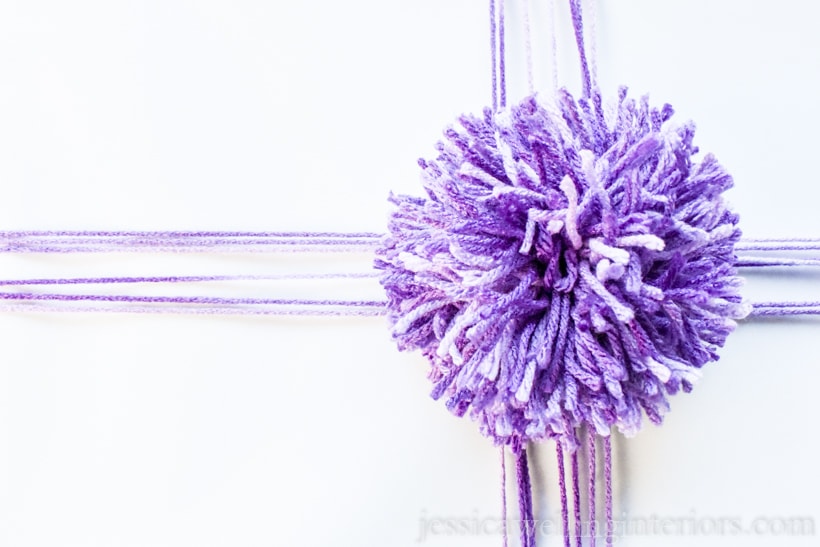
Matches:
[376,88,749,448]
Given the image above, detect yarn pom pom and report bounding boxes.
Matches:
[376,88,748,448]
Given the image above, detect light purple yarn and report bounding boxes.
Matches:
[376,88,749,448]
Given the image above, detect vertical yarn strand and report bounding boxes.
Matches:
[588,429,597,546]
[514,443,535,547]
[571,449,582,547]
[604,435,613,547]
[522,0,535,94]
[501,447,509,547]
[489,0,498,110]
[488,0,508,110]
[557,443,571,547]
[547,0,558,90]
[568,0,593,96]
[584,0,598,88]
[498,0,507,107]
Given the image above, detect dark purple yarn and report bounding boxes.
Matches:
[556,444,571,547]
[571,451,582,547]
[375,87,748,448]
[513,443,535,547]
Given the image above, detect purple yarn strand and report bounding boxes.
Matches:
[9,237,379,246]
[490,0,498,110]
[501,447,509,547]
[522,0,534,94]
[2,239,379,253]
[557,444,571,547]
[752,301,820,308]
[0,231,381,254]
[0,273,377,287]
[0,230,382,238]
[568,0,593,95]
[737,243,820,251]
[7,231,820,262]
[514,444,535,547]
[0,291,384,307]
[3,231,818,245]
[749,301,820,317]
[2,244,376,254]
[604,436,613,547]
[498,0,506,108]
[736,257,820,267]
[588,429,597,547]
[0,303,384,317]
[571,449,582,547]
[749,306,820,317]
[0,272,384,315]
[0,297,811,317]
[741,237,820,243]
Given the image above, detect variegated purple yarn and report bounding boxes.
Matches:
[376,88,749,449]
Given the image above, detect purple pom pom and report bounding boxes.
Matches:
[376,89,748,449]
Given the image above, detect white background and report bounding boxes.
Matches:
[1,1,819,546]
